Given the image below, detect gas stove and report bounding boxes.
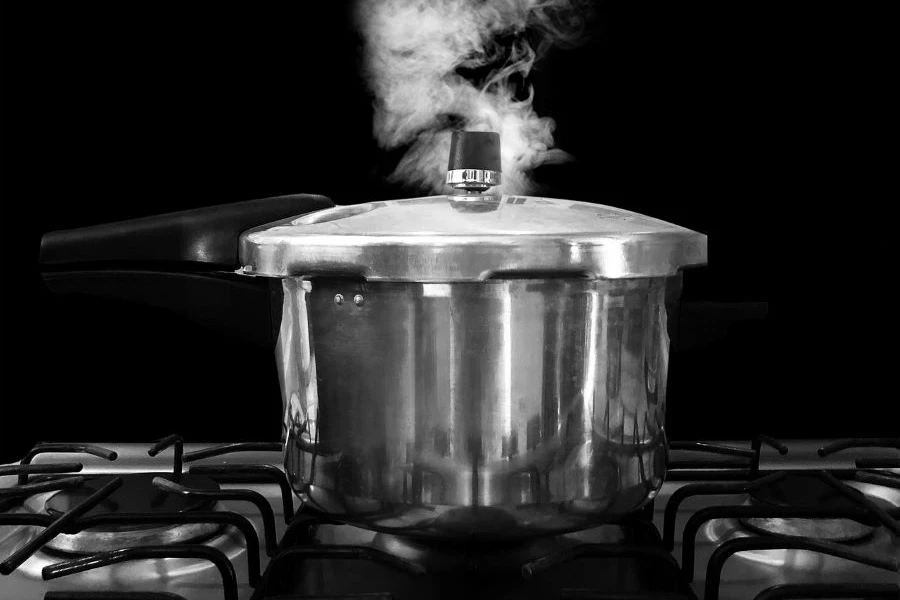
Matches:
[1,437,898,599]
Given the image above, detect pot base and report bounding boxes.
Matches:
[299,482,659,542]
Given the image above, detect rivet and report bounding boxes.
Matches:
[334,294,344,306]
[353,294,365,306]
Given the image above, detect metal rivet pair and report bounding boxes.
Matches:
[334,294,364,307]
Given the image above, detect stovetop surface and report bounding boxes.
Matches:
[1,440,898,600]
[660,442,900,599]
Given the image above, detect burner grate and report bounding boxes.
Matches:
[818,438,900,457]
[560,593,694,600]
[0,435,283,590]
[251,503,696,600]
[151,475,277,554]
[752,582,900,600]
[189,463,295,523]
[4,435,898,599]
[258,595,394,600]
[0,462,91,513]
[0,476,123,574]
[678,503,900,579]
[704,537,899,600]
[665,469,900,580]
[15,444,117,485]
[44,593,190,600]
[667,434,788,481]
[42,545,239,600]
[0,510,263,585]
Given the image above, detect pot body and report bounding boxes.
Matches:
[278,275,677,540]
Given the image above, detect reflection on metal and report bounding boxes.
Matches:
[446,168,501,191]
[280,276,676,540]
[701,481,900,569]
[240,195,708,281]
[43,521,224,554]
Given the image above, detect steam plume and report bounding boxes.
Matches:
[355,0,591,195]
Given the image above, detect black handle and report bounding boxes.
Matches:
[40,193,332,270]
[39,193,331,346]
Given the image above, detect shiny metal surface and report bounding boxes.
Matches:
[2,441,898,598]
[240,195,707,281]
[658,441,900,599]
[446,168,501,191]
[279,275,675,540]
[35,514,223,554]
[0,444,287,600]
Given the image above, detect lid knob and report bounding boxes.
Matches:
[446,131,502,192]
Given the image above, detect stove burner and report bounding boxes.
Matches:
[39,473,224,553]
[749,473,865,510]
[740,473,882,542]
[738,514,875,542]
[45,473,216,516]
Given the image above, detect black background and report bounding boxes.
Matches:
[0,3,887,462]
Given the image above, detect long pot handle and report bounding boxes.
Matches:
[40,194,332,269]
[39,193,334,347]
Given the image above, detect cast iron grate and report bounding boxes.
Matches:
[752,582,900,600]
[251,503,696,600]
[0,435,290,599]
[704,538,899,600]
[663,437,900,600]
[3,435,897,600]
[666,434,788,481]
[44,593,190,600]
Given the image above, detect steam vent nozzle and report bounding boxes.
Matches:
[446,131,502,191]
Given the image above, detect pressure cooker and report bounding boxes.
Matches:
[40,131,707,540]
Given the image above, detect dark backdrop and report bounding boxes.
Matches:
[2,3,878,462]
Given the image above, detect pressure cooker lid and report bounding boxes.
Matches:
[240,131,707,281]
[240,194,707,281]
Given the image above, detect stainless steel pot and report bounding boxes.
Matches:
[237,132,707,540]
[275,276,679,539]
[39,131,706,541]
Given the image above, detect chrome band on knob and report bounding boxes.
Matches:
[446,168,501,191]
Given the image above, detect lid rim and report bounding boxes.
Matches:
[239,194,708,281]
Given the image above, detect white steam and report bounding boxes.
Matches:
[355,0,590,195]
